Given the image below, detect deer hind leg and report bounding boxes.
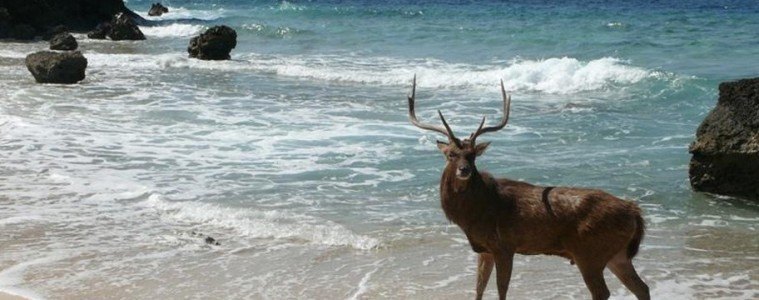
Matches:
[493,251,514,300]
[606,250,650,300]
[575,258,610,300]
[475,253,494,300]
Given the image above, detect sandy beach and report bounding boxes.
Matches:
[0,292,28,300]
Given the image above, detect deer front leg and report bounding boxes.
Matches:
[494,251,515,300]
[475,253,494,300]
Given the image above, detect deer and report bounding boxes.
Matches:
[406,76,650,300]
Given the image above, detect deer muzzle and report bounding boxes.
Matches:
[456,165,472,179]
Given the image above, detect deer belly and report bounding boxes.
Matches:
[514,238,565,256]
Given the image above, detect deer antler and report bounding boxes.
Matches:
[470,79,511,145]
[407,75,462,148]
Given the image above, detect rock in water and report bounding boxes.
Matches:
[204,236,221,246]
[88,22,112,39]
[42,25,69,41]
[148,3,169,16]
[0,8,11,39]
[1,0,146,40]
[107,13,145,41]
[689,77,759,199]
[188,26,237,60]
[49,32,78,50]
[25,51,87,84]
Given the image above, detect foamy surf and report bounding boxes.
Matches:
[256,55,657,94]
[141,194,380,250]
[82,50,660,94]
[139,24,206,38]
[135,6,225,21]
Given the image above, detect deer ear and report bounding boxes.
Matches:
[436,141,449,153]
[475,142,491,156]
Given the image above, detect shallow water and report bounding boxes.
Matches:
[1,0,758,299]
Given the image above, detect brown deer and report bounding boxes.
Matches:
[407,77,650,300]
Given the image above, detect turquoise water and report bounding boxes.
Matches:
[0,0,757,299]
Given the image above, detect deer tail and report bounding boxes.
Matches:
[627,213,645,259]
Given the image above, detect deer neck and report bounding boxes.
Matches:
[439,165,493,225]
[441,165,482,193]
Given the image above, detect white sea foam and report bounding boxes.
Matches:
[0,50,26,59]
[141,194,380,250]
[249,56,660,94]
[0,215,45,226]
[82,50,658,94]
[136,6,225,21]
[139,24,206,38]
[0,254,67,300]
[243,55,655,94]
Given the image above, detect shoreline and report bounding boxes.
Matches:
[0,291,29,300]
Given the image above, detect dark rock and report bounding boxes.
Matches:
[107,12,145,41]
[1,0,146,40]
[204,236,220,246]
[689,77,759,199]
[187,25,237,60]
[87,22,112,39]
[25,51,87,84]
[0,8,10,39]
[42,25,69,40]
[148,3,169,16]
[10,23,36,40]
[49,32,78,50]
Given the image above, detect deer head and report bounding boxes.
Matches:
[407,76,511,180]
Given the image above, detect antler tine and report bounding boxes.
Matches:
[470,79,512,143]
[407,75,459,143]
[469,116,486,144]
[438,110,462,148]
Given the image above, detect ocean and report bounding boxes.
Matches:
[0,0,757,299]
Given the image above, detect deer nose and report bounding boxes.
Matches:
[458,165,472,176]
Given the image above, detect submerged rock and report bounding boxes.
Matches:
[49,32,78,50]
[188,25,237,60]
[107,12,145,41]
[204,236,221,246]
[689,77,759,199]
[25,51,87,84]
[87,22,112,39]
[148,3,169,16]
[191,231,221,246]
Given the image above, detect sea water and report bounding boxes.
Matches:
[0,0,757,299]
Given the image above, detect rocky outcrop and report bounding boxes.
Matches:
[0,0,145,40]
[49,32,78,50]
[107,13,145,41]
[0,8,10,38]
[689,77,759,199]
[148,3,169,16]
[87,22,112,39]
[42,25,69,40]
[25,51,87,84]
[10,24,36,40]
[187,26,237,60]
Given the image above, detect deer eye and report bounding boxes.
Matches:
[448,152,458,159]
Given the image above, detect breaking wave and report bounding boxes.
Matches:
[141,194,380,250]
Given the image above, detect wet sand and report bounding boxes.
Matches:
[0,292,28,300]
